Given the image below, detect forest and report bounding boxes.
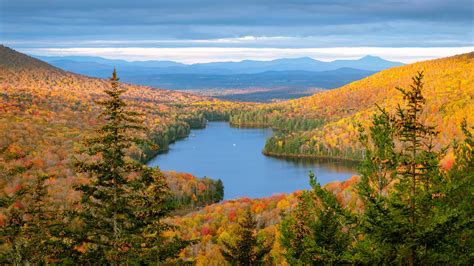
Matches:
[0,46,473,264]
[229,53,474,162]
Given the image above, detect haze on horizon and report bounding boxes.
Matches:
[0,0,472,63]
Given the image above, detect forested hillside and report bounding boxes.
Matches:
[231,52,474,160]
[168,176,361,264]
[0,45,235,207]
[1,45,472,264]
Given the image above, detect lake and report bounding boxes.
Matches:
[147,122,358,199]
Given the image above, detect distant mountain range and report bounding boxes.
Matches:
[35,54,402,74]
[118,68,375,90]
[33,54,403,93]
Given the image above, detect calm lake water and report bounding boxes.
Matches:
[147,122,358,199]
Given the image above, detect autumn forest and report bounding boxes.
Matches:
[0,42,472,265]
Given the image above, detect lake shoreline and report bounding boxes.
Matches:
[147,121,358,199]
[145,121,361,165]
[263,151,362,163]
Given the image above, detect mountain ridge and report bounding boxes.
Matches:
[30,53,389,95]
[34,54,403,74]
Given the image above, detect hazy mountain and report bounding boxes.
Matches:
[32,54,390,92]
[120,68,375,90]
[330,55,404,71]
[35,54,403,75]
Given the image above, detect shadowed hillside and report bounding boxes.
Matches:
[0,45,62,71]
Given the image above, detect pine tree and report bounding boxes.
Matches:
[436,119,474,264]
[356,71,471,264]
[73,69,188,263]
[356,109,400,263]
[215,179,224,201]
[128,167,191,263]
[220,208,273,265]
[280,171,354,265]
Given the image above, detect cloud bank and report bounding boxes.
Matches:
[20,47,473,64]
[1,0,472,62]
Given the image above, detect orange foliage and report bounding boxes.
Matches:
[168,177,361,264]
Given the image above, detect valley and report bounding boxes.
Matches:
[2,0,472,263]
[1,45,472,264]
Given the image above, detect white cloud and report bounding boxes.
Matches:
[21,46,474,64]
[3,36,296,46]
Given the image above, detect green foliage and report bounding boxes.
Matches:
[215,179,224,202]
[220,208,273,265]
[356,72,473,264]
[72,70,188,263]
[230,108,324,132]
[358,108,398,197]
[438,119,474,263]
[128,168,191,263]
[73,69,146,262]
[280,171,354,265]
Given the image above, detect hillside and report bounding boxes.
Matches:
[0,45,238,207]
[167,176,361,264]
[1,45,471,264]
[230,52,474,160]
[0,45,367,265]
[0,46,62,71]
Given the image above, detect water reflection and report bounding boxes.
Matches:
[280,157,359,173]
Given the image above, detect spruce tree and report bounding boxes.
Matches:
[220,208,273,265]
[215,179,224,201]
[128,167,190,263]
[356,109,400,263]
[356,71,471,264]
[437,120,474,264]
[73,69,188,263]
[280,171,354,265]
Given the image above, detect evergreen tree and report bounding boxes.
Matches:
[437,119,474,264]
[356,108,400,264]
[215,178,224,201]
[129,167,191,263]
[356,71,471,264]
[73,69,188,263]
[220,208,273,265]
[280,171,354,265]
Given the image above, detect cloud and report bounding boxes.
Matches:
[1,0,472,48]
[1,0,472,64]
[20,46,474,63]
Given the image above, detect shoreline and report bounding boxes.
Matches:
[262,151,362,163]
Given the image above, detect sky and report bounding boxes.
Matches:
[0,0,473,63]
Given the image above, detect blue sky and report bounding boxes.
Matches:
[0,0,472,63]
